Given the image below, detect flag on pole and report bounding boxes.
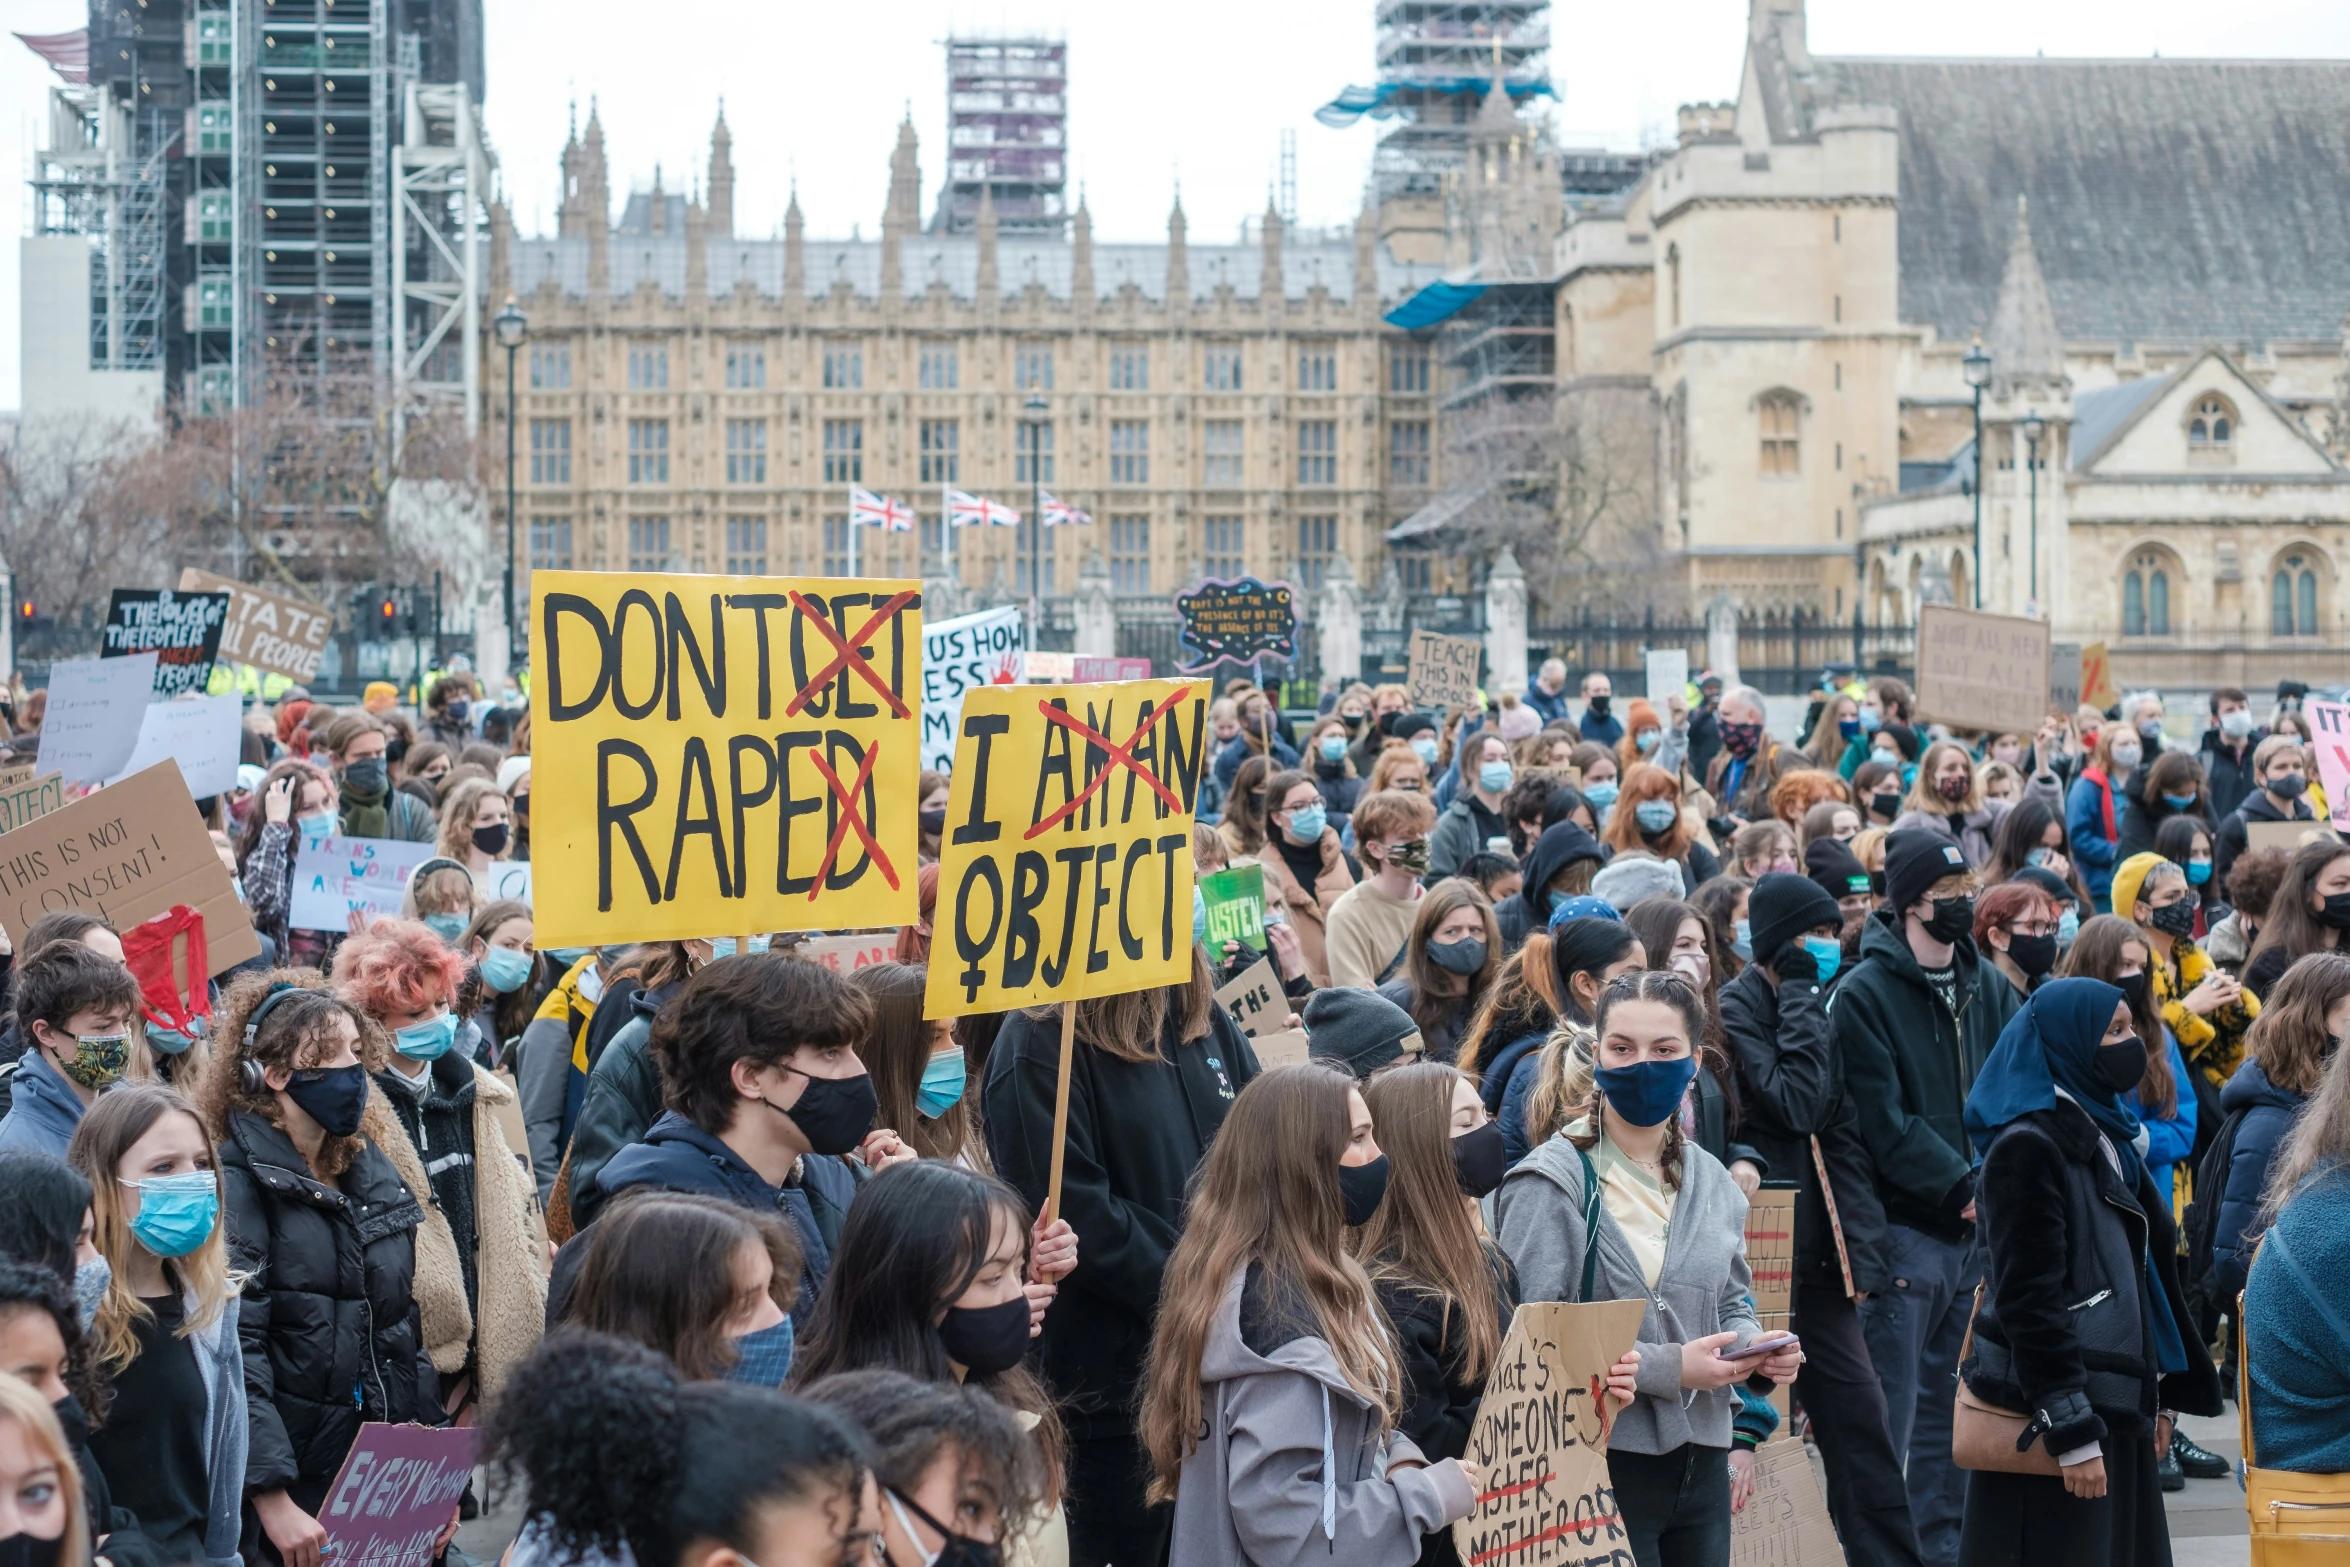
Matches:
[947,489,1023,529]
[1039,490,1092,529]
[849,487,918,533]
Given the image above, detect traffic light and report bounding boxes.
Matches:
[378,592,399,636]
[13,599,31,632]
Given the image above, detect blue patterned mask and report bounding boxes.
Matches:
[727,1316,795,1387]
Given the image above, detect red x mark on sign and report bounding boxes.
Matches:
[1023,687,1194,840]
[785,590,917,719]
[804,743,901,897]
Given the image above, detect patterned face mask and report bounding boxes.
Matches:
[53,1030,130,1091]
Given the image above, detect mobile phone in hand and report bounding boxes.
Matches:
[1725,1332,1799,1361]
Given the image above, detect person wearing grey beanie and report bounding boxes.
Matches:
[1302,988,1424,1080]
[1592,854,1686,915]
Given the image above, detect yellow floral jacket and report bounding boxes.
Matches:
[2156,937,2259,1087]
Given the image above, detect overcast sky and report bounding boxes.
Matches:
[3,0,2348,406]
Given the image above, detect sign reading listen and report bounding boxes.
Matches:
[530,573,924,945]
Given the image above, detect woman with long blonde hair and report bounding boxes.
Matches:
[0,1371,89,1567]
[63,1085,245,1567]
[1140,1066,1478,1563]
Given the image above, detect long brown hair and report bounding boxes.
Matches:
[1019,945,1216,1066]
[2242,951,2350,1098]
[2260,1013,2350,1224]
[1621,898,1736,1126]
[570,1192,801,1380]
[66,1084,237,1372]
[1354,1063,1505,1385]
[1223,755,1276,854]
[1601,763,1694,859]
[849,962,985,1166]
[1398,881,1501,1045]
[2249,839,2350,971]
[1138,1066,1401,1502]
[2058,914,2175,1116]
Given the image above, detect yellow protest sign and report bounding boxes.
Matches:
[528,572,923,946]
[925,678,1208,1019]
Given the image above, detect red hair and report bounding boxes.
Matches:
[332,917,467,1018]
[1972,881,2056,945]
[895,862,941,964]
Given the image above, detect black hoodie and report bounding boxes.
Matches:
[2215,783,2316,890]
[1497,822,1606,952]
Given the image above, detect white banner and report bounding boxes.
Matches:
[480,861,533,905]
[35,654,158,783]
[109,693,244,798]
[289,835,441,931]
[920,605,1023,771]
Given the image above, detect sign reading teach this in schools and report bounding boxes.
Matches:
[925,677,1208,1019]
[1175,577,1297,671]
[1914,605,2054,736]
[530,573,924,946]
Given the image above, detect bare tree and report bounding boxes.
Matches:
[0,416,180,635]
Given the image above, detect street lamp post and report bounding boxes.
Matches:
[1021,392,1049,646]
[493,297,528,648]
[2021,412,2046,612]
[1962,339,1992,610]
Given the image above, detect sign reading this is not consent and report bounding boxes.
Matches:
[529,573,924,946]
[925,678,1209,1018]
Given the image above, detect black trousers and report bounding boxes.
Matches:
[1957,1430,2169,1567]
[1063,1431,1170,1567]
[1608,1444,1731,1567]
[1796,1276,1927,1566]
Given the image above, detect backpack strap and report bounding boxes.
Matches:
[1575,1144,1602,1303]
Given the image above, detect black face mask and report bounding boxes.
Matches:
[285,1063,369,1139]
[2093,1035,2149,1096]
[1871,789,1903,820]
[919,807,949,835]
[49,1393,87,1453]
[2004,931,2059,979]
[2319,891,2350,932]
[2268,772,2308,798]
[1586,695,1611,719]
[0,1532,63,1567]
[936,1293,1032,1377]
[2118,970,2152,1015]
[1922,895,1975,945]
[341,757,388,795]
[1428,937,1487,976]
[764,1068,878,1156]
[2147,899,2197,938]
[472,822,511,856]
[1338,1154,1390,1227]
[891,1489,1003,1567]
[1453,1122,1507,1199]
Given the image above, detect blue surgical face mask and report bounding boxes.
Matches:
[1285,803,1328,843]
[1194,884,1210,945]
[1594,1055,1699,1130]
[146,1024,196,1056]
[1633,799,1677,834]
[423,912,468,944]
[1411,736,1440,765]
[1479,761,1514,794]
[1860,709,1884,733]
[1319,735,1348,762]
[295,811,337,838]
[121,1171,220,1258]
[480,946,536,993]
[1801,935,1843,984]
[2163,793,2198,812]
[1583,778,1620,809]
[709,934,772,960]
[916,1048,968,1119]
[1732,918,1754,962]
[2057,907,2080,947]
[727,1315,795,1387]
[1635,729,1661,753]
[2186,858,2213,886]
[393,1010,459,1061]
[545,947,593,968]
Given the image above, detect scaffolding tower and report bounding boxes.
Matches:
[933,35,1067,235]
[1316,2,1554,201]
[29,81,179,372]
[390,74,493,449]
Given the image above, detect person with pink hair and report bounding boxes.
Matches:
[333,918,546,1412]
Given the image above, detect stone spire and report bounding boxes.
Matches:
[783,183,805,298]
[582,99,610,294]
[975,182,998,302]
[887,114,922,234]
[1071,194,1094,317]
[1352,194,1378,316]
[707,103,734,238]
[488,197,514,300]
[1986,195,2063,389]
[648,164,668,235]
[1260,194,1284,318]
[1165,189,1189,311]
[685,192,708,298]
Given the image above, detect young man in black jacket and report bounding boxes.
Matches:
[2197,685,2265,823]
[1722,874,1922,1567]
[1831,830,2012,1567]
[2213,733,2317,891]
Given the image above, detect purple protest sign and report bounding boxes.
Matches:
[319,1423,475,1567]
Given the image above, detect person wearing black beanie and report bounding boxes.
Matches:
[1805,837,1876,924]
[1748,871,1846,970]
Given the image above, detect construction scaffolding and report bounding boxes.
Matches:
[29,83,179,372]
[934,35,1066,235]
[390,75,493,450]
[1317,2,1554,200]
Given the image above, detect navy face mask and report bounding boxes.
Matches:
[1594,1055,1697,1129]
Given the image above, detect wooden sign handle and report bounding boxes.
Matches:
[1042,1003,1078,1227]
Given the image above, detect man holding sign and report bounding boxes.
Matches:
[946,677,1262,1567]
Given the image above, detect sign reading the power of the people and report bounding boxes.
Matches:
[925,678,1209,1018]
[102,588,231,697]
[1175,577,1297,670]
[529,573,924,946]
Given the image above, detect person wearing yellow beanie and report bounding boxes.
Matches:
[2114,850,2259,1098]
[363,680,400,715]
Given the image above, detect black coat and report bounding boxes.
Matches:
[1496,822,1604,953]
[2113,767,2214,863]
[218,1110,435,1501]
[2198,726,2266,823]
[1376,1253,1519,1567]
[982,1001,1260,1440]
[1719,962,1892,1294]
[2214,786,2316,891]
[1967,1100,2222,1455]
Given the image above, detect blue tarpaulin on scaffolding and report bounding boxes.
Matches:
[1385,279,1487,331]
[1315,77,1558,128]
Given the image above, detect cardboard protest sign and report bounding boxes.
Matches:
[1175,577,1297,671]
[2304,700,2350,835]
[792,932,898,974]
[1744,1186,1795,1316]
[1023,652,1075,683]
[290,836,441,931]
[531,573,924,946]
[1452,1298,1649,1567]
[1213,956,1284,1036]
[2247,820,2341,855]
[1646,649,1689,706]
[318,1423,475,1567]
[36,653,157,784]
[110,693,243,798]
[0,774,63,835]
[924,676,1207,1018]
[923,605,1024,770]
[1730,1436,1849,1567]
[480,861,533,905]
[1407,630,1484,710]
[2049,644,2082,715]
[178,567,334,683]
[102,588,229,697]
[1250,1028,1310,1066]
[1074,656,1152,683]
[2079,641,2117,712]
[1914,605,2053,735]
[0,762,259,970]
[1198,863,1268,953]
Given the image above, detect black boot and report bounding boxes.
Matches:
[2157,1449,2187,1492]
[2172,1429,2232,1479]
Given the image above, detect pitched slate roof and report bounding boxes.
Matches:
[1793,55,2350,347]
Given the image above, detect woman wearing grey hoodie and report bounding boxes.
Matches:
[1495,971,1802,1567]
[1139,1065,1479,1567]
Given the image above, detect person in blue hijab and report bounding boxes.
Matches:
[1953,977,2222,1567]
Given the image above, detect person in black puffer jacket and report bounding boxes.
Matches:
[1958,979,2221,1567]
[1495,820,1606,954]
[204,975,436,1567]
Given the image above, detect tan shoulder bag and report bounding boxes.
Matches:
[1951,1285,2062,1476]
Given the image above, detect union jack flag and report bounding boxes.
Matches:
[946,488,1022,529]
[1039,490,1092,529]
[849,487,917,532]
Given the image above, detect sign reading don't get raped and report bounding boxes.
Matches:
[529,573,923,946]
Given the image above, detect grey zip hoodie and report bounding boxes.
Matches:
[1170,1266,1476,1567]
[1493,1130,1760,1454]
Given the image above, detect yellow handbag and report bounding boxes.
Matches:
[2239,1226,2350,1564]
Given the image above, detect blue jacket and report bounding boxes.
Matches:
[1496,1040,1551,1169]
[594,1111,861,1328]
[2127,1028,2199,1209]
[1578,709,1624,747]
[1213,731,1298,788]
[2244,1166,2350,1472]
[2211,1056,2305,1302]
[2064,771,2124,904]
[0,1049,84,1157]
[1524,680,1570,725]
